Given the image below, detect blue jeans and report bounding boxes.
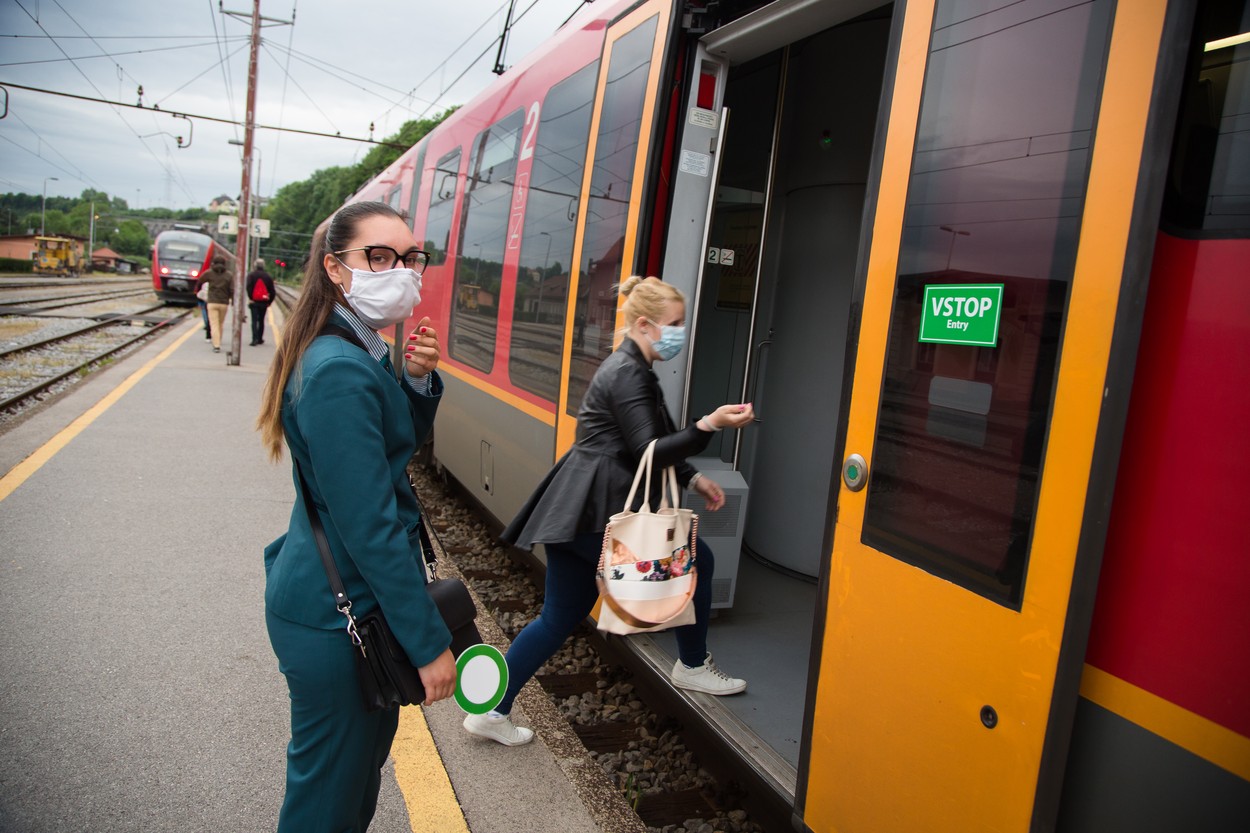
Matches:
[498,531,715,715]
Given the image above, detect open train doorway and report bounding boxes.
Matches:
[652,3,893,777]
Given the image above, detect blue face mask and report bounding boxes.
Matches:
[646,320,686,361]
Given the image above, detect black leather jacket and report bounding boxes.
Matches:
[502,338,712,553]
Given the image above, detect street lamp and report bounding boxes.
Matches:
[41,177,59,235]
[538,231,552,321]
[228,139,262,223]
[939,225,970,271]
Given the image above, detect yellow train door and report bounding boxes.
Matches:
[802,1,1176,831]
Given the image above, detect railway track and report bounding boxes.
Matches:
[410,464,770,833]
[0,279,195,425]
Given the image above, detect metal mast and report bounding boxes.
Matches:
[228,0,262,366]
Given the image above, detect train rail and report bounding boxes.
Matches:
[0,309,192,415]
[410,464,774,833]
[0,288,154,313]
[0,278,199,424]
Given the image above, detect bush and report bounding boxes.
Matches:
[0,257,33,273]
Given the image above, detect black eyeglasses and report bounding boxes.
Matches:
[334,246,430,275]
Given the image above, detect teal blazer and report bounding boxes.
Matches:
[264,332,451,668]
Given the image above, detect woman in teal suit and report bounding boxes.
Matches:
[257,201,456,832]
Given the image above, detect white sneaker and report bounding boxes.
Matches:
[462,711,535,746]
[670,653,746,695]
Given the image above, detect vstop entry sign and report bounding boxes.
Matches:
[919,283,1004,347]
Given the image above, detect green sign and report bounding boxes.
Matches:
[919,283,1004,347]
[454,643,509,715]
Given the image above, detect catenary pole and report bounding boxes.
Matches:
[230,0,262,367]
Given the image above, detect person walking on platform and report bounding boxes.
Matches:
[246,258,276,346]
[195,256,233,353]
[256,200,452,832]
[464,276,754,748]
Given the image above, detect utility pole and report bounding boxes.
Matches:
[220,0,292,365]
[229,0,262,367]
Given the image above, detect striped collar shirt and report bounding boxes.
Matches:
[331,305,437,397]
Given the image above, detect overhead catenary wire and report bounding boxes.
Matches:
[266,0,299,197]
[46,0,200,203]
[0,82,410,148]
[409,0,552,123]
[0,39,248,67]
[10,0,200,204]
[206,0,241,143]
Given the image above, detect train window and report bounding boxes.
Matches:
[862,0,1115,607]
[424,148,462,266]
[565,14,660,417]
[508,61,601,402]
[1162,0,1250,234]
[387,185,402,212]
[408,145,428,233]
[448,109,525,373]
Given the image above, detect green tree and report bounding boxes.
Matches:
[109,219,151,257]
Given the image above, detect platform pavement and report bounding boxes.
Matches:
[0,306,645,833]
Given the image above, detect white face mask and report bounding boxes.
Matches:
[337,261,422,329]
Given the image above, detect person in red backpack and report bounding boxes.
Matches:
[246,259,276,346]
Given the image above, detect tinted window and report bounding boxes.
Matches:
[862,0,1114,607]
[424,148,461,266]
[509,62,600,401]
[408,145,427,233]
[1162,0,1250,234]
[449,110,524,373]
[566,15,659,416]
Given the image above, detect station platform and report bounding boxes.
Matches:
[0,307,645,833]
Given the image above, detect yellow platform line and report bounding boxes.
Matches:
[392,707,471,832]
[1081,665,1250,781]
[0,321,199,503]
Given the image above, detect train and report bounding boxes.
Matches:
[32,236,82,277]
[333,0,1248,830]
[151,225,234,305]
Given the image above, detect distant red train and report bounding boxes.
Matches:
[150,225,234,305]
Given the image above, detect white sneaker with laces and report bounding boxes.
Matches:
[462,711,535,746]
[669,653,746,695]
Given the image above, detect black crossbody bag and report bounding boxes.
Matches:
[294,321,479,711]
[296,464,480,711]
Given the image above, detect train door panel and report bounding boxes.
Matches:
[555,0,674,458]
[803,2,1171,832]
[677,3,895,583]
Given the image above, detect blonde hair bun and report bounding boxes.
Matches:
[617,276,685,337]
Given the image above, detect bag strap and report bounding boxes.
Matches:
[622,439,685,513]
[294,461,365,654]
[622,440,657,512]
[408,483,439,582]
[320,321,366,351]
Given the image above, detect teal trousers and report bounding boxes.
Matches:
[267,609,401,833]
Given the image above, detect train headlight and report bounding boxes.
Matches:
[190,270,199,277]
[161,266,169,274]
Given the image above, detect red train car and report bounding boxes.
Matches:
[337,0,1249,830]
[151,225,234,305]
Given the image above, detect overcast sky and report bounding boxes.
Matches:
[0,0,587,211]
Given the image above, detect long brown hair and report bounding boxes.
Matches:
[256,200,405,461]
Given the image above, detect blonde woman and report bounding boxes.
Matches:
[464,276,754,747]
